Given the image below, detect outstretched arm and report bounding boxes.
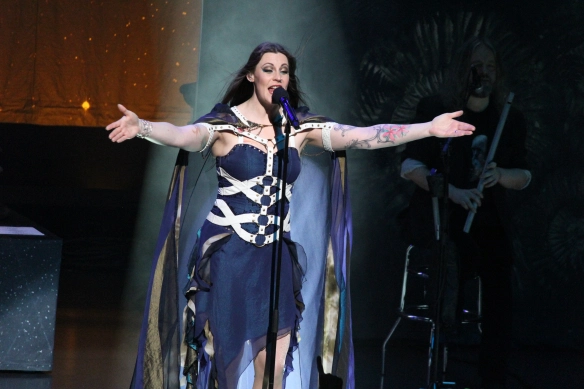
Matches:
[306,111,474,150]
[105,104,210,152]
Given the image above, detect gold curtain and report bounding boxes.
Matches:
[0,0,202,127]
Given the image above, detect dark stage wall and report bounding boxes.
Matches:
[342,0,584,348]
[1,0,583,353]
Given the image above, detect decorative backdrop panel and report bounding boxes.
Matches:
[0,0,202,127]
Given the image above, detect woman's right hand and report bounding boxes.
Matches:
[105,104,140,143]
[448,185,483,213]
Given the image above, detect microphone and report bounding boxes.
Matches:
[470,65,484,94]
[271,87,300,130]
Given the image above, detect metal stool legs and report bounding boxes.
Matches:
[380,245,482,389]
[381,245,435,388]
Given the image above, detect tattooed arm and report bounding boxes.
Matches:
[305,111,474,151]
[106,104,210,152]
[331,123,415,150]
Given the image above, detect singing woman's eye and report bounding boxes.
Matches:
[262,67,273,73]
[281,69,289,75]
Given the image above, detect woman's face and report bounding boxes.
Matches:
[247,52,290,106]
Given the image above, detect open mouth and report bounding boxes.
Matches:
[268,85,281,94]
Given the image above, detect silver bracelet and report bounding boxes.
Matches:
[137,119,153,138]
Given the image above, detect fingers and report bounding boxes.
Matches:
[449,110,464,118]
[447,111,474,131]
[461,190,482,212]
[105,103,128,131]
[468,195,481,209]
[459,197,478,212]
[453,128,470,137]
[105,104,137,142]
[109,122,136,143]
[465,196,482,212]
[481,163,499,187]
[105,120,119,131]
[471,194,482,207]
[451,187,482,212]
[455,122,475,135]
[106,122,127,142]
[483,174,499,188]
[470,188,483,198]
[483,178,495,188]
[481,170,494,184]
[450,122,475,137]
[110,130,128,143]
[108,128,120,142]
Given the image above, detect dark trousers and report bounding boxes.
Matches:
[408,218,513,385]
[449,225,513,385]
[472,227,513,384]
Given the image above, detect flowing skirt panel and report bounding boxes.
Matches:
[183,221,306,389]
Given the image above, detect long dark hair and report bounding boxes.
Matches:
[221,42,306,108]
[441,37,507,111]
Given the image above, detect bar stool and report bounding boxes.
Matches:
[379,245,482,389]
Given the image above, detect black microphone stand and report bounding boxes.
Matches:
[264,114,292,389]
[427,71,476,388]
[427,138,453,389]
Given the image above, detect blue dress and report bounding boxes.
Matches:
[184,134,307,388]
[129,104,355,389]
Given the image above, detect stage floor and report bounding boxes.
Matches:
[0,294,583,389]
[0,203,582,389]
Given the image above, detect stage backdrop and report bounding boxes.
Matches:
[343,0,584,348]
[0,0,202,127]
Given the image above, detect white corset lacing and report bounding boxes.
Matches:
[201,107,298,247]
[199,107,337,247]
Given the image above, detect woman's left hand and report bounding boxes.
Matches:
[481,162,501,188]
[430,111,475,138]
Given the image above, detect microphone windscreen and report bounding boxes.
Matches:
[271,87,289,104]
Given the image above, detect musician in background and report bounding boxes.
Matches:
[400,37,531,389]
